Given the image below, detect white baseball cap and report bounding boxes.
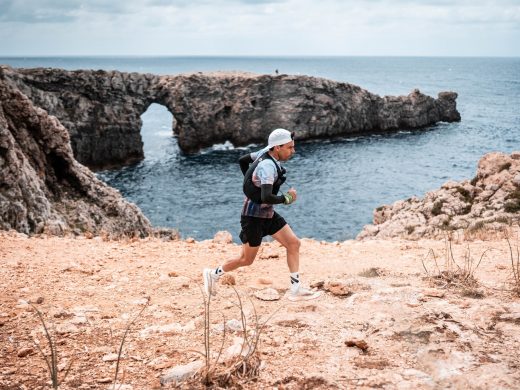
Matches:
[267,128,294,148]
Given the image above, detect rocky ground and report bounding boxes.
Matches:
[1,230,520,389]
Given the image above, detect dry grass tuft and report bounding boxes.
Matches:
[506,237,520,296]
[422,233,491,293]
[461,287,485,299]
[464,222,513,241]
[272,375,335,389]
[186,286,281,388]
[112,298,150,390]
[31,304,74,389]
[358,267,383,278]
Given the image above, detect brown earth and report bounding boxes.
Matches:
[1,230,520,389]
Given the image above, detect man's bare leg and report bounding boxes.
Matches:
[272,224,300,272]
[272,224,320,301]
[203,243,260,296]
[222,243,260,272]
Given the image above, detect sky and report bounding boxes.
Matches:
[0,0,519,57]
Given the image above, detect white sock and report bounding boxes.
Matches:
[212,266,224,277]
[290,272,300,292]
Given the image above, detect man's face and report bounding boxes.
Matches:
[276,141,295,161]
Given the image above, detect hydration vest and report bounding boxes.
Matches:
[243,153,286,204]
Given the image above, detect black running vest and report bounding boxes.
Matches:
[243,153,286,204]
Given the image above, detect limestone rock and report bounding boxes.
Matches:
[214,318,244,333]
[2,66,460,168]
[102,353,119,362]
[254,288,280,301]
[107,385,132,390]
[223,336,252,362]
[17,347,34,358]
[422,289,446,298]
[324,280,352,296]
[139,321,195,338]
[257,277,273,285]
[213,230,233,244]
[0,69,152,238]
[220,273,236,285]
[160,360,204,385]
[56,323,79,334]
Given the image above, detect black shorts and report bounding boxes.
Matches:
[239,212,287,247]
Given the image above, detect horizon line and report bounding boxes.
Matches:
[1,54,519,59]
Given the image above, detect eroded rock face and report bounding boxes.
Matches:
[358,152,520,240]
[161,74,460,154]
[0,73,152,237]
[2,66,460,170]
[1,66,161,170]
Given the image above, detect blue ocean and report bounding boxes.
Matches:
[2,56,519,241]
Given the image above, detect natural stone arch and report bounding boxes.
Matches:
[138,101,177,159]
[2,66,461,171]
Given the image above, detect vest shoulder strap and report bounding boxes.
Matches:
[262,153,283,178]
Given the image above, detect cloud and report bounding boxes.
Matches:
[0,0,289,24]
[0,0,141,23]
[0,0,518,55]
[2,0,519,26]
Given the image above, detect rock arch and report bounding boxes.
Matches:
[1,66,460,171]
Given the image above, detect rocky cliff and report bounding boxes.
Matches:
[0,72,152,237]
[1,66,460,170]
[358,152,520,240]
[1,66,161,170]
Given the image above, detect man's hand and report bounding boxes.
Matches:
[284,188,297,204]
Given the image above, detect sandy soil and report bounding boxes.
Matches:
[1,230,520,389]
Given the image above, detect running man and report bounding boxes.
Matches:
[203,128,320,301]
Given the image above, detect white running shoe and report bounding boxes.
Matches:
[203,268,219,297]
[287,286,321,302]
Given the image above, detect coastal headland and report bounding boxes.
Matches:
[1,66,460,170]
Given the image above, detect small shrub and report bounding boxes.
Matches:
[467,220,485,232]
[405,225,415,235]
[112,298,149,390]
[431,200,445,216]
[455,187,473,203]
[358,267,383,278]
[460,204,472,215]
[189,286,281,387]
[440,218,454,231]
[494,216,511,225]
[470,176,479,186]
[421,234,491,294]
[508,189,520,200]
[461,287,485,299]
[504,201,520,213]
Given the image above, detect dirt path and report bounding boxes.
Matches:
[1,231,519,389]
